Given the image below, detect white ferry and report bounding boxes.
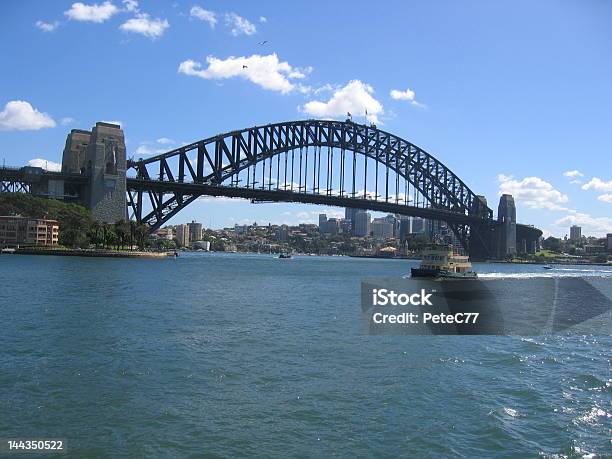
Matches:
[411,247,478,279]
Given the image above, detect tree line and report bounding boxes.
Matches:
[0,193,149,250]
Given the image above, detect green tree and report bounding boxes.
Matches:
[89,220,103,248]
[542,236,562,253]
[0,193,94,248]
[114,220,130,250]
[135,224,149,250]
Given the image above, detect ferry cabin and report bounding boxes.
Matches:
[420,250,473,274]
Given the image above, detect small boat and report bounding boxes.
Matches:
[278,252,293,259]
[542,265,553,270]
[411,247,477,279]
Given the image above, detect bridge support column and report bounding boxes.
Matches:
[62,122,127,223]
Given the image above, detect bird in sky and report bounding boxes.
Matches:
[242,65,248,69]
[258,40,268,45]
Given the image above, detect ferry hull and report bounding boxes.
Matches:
[411,267,478,279]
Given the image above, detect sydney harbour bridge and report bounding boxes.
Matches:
[0,119,541,259]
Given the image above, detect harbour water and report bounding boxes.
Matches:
[1,254,610,457]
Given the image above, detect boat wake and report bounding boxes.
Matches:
[478,270,612,279]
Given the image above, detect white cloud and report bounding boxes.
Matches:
[582,177,612,192]
[60,117,76,125]
[554,212,612,237]
[135,144,166,155]
[64,2,119,23]
[563,169,583,178]
[390,88,415,101]
[301,80,384,124]
[120,13,169,39]
[281,209,343,225]
[225,13,256,36]
[259,16,267,23]
[156,137,174,145]
[190,6,216,28]
[597,194,612,203]
[35,20,59,32]
[178,53,310,94]
[497,174,569,211]
[569,179,582,185]
[0,100,56,131]
[122,0,138,12]
[390,88,425,108]
[27,158,61,172]
[313,83,337,95]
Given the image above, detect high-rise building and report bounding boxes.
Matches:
[371,218,394,239]
[398,217,412,243]
[188,220,203,242]
[354,211,371,237]
[411,217,425,234]
[324,218,340,234]
[497,194,517,257]
[345,207,358,233]
[345,207,358,221]
[276,225,289,242]
[176,224,189,247]
[383,214,397,237]
[570,225,582,241]
[319,214,327,230]
[339,219,352,234]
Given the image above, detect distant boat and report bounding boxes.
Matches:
[411,247,477,279]
[542,265,553,270]
[278,252,293,259]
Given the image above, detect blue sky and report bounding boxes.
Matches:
[1,0,611,236]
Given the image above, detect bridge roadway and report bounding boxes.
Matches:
[0,165,542,246]
[0,166,88,183]
[125,177,491,226]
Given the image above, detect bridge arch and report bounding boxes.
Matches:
[127,119,494,252]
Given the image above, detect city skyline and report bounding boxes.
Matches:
[1,1,611,237]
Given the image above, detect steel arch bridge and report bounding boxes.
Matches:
[126,119,495,254]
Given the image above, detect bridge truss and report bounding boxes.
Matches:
[127,119,494,253]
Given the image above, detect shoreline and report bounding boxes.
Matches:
[4,248,611,266]
[7,248,174,259]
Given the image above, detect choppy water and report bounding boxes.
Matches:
[1,254,610,457]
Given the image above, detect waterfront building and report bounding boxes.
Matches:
[0,216,59,246]
[570,225,582,241]
[154,227,174,240]
[188,220,203,242]
[176,224,189,247]
[192,240,211,251]
[608,234,612,253]
[354,211,371,237]
[585,244,606,255]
